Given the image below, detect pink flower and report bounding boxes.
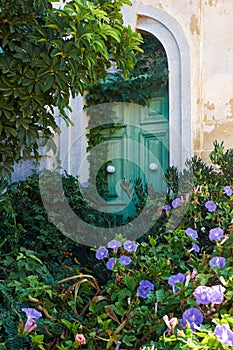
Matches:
[193,186,202,193]
[220,235,229,245]
[163,315,178,330]
[75,334,86,345]
[185,271,191,286]
[18,319,23,333]
[191,268,198,279]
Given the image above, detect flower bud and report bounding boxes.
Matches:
[75,334,86,345]
[18,319,23,333]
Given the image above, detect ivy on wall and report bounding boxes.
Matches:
[85,33,168,107]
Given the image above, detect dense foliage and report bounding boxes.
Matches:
[85,33,168,106]
[0,142,233,349]
[0,0,142,177]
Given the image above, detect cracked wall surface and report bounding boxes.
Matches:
[122,0,233,161]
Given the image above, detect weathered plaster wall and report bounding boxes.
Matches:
[123,0,233,161]
[201,0,233,160]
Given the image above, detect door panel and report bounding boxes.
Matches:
[142,132,169,193]
[93,88,169,217]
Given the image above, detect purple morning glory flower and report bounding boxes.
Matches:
[137,285,150,299]
[162,205,171,214]
[210,285,225,304]
[193,286,211,305]
[192,242,200,253]
[172,198,181,209]
[180,308,204,331]
[22,308,42,333]
[168,273,186,293]
[119,255,132,265]
[168,273,185,286]
[209,256,226,268]
[95,247,108,260]
[139,280,154,290]
[193,285,225,305]
[224,186,233,196]
[22,308,42,319]
[80,182,88,188]
[209,227,224,241]
[107,240,122,252]
[137,280,154,299]
[185,228,198,239]
[214,324,233,346]
[1,188,7,195]
[106,257,116,270]
[123,240,137,252]
[205,200,216,212]
[162,205,171,210]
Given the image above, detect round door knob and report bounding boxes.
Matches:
[106,165,115,174]
[149,163,158,171]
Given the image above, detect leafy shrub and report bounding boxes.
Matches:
[0,0,142,177]
[0,142,232,349]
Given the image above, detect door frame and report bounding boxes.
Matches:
[123,4,192,170]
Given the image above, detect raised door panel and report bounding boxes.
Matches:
[141,132,169,193]
[91,89,169,219]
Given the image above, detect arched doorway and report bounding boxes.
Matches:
[135,5,192,169]
[86,33,169,218]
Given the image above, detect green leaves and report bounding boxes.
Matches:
[86,33,168,108]
[0,0,142,177]
[30,334,45,350]
[1,152,233,349]
[124,274,136,291]
[155,289,165,303]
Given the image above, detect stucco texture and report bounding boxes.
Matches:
[126,0,233,160]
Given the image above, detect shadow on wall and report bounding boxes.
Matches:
[11,157,50,183]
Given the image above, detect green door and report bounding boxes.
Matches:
[96,88,169,217]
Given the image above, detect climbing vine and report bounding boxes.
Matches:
[85,33,168,106]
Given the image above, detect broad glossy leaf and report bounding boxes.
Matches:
[44,75,54,91]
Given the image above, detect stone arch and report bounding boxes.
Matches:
[135,5,192,169]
